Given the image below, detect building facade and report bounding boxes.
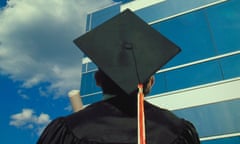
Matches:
[80,0,240,143]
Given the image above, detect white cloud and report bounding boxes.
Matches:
[17,89,30,99]
[36,113,50,124]
[9,108,51,135]
[9,108,51,127]
[0,0,114,97]
[10,109,34,127]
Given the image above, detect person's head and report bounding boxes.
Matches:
[95,69,154,96]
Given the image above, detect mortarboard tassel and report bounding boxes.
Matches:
[138,84,146,144]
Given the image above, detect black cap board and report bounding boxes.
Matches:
[74,9,180,95]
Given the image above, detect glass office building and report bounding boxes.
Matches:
[79,0,240,143]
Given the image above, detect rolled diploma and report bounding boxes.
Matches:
[68,90,83,112]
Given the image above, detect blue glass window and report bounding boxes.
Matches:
[86,14,92,32]
[174,99,240,137]
[82,64,87,73]
[90,3,120,29]
[80,71,101,95]
[148,73,167,96]
[202,136,240,144]
[87,62,97,72]
[165,60,223,91]
[206,0,240,54]
[220,54,240,79]
[152,10,216,68]
[112,0,133,4]
[135,0,226,23]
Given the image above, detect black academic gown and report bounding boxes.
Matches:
[37,95,200,144]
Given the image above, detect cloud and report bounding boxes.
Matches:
[0,0,114,97]
[10,109,35,127]
[9,108,51,135]
[17,89,30,99]
[9,108,51,127]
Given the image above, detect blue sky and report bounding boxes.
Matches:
[0,0,118,143]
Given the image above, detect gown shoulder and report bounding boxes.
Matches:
[37,100,200,144]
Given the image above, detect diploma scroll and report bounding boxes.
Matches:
[68,90,83,112]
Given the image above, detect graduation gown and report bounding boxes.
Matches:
[37,96,200,144]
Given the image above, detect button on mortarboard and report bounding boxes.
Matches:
[74,9,181,95]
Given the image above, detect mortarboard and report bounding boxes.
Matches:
[74,9,180,95]
[74,9,180,144]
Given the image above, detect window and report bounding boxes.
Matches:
[220,54,240,79]
[80,71,101,95]
[82,93,102,105]
[165,60,223,91]
[152,10,217,68]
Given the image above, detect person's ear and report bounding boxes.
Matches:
[149,76,155,87]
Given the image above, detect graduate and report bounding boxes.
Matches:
[37,9,200,144]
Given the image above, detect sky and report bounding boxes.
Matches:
[0,0,118,143]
